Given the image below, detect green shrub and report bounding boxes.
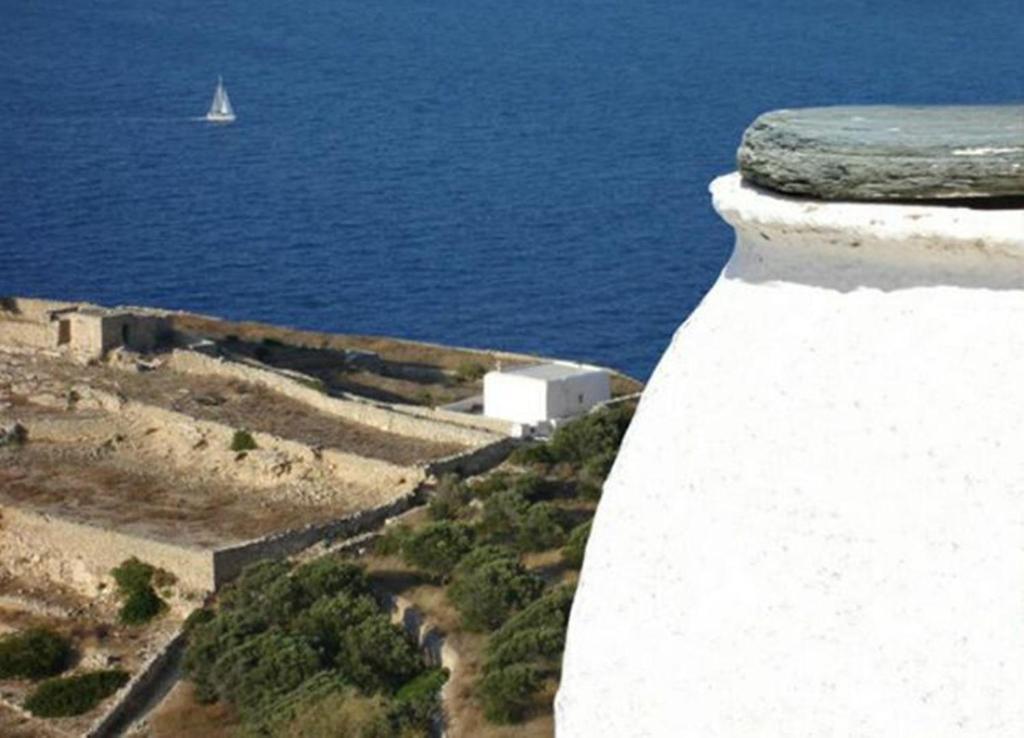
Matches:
[492,585,576,638]
[271,690,394,738]
[451,544,517,572]
[111,557,166,625]
[480,490,530,540]
[466,472,512,499]
[218,559,293,615]
[183,607,216,635]
[454,361,488,384]
[448,548,543,631]
[25,670,129,717]
[335,617,424,693]
[547,405,633,467]
[485,627,565,672]
[485,585,575,672]
[427,475,471,520]
[231,429,258,452]
[111,557,155,595]
[390,668,447,731]
[508,443,555,467]
[120,585,165,625]
[185,608,271,702]
[0,629,72,680]
[400,521,475,579]
[516,503,566,552]
[291,557,370,603]
[184,556,433,728]
[211,632,322,718]
[476,664,542,724]
[562,520,592,568]
[293,592,381,661]
[375,524,413,557]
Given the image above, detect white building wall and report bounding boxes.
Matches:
[556,173,1024,737]
[546,372,610,420]
[483,372,548,425]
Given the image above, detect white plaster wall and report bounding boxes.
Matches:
[556,174,1024,737]
[483,372,548,424]
[546,371,610,420]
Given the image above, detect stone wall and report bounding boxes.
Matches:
[0,319,54,350]
[0,505,216,593]
[3,297,76,322]
[210,492,416,587]
[84,631,186,738]
[168,349,511,443]
[85,388,423,496]
[424,437,517,478]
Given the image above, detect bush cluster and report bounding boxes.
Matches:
[480,491,566,552]
[184,557,439,736]
[562,520,592,569]
[426,474,472,521]
[379,406,634,726]
[24,670,129,717]
[476,586,575,723]
[510,404,634,499]
[0,628,72,681]
[398,521,475,580]
[447,546,543,632]
[111,557,167,625]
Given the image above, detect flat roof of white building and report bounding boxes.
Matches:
[497,362,605,381]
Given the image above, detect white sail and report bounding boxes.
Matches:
[206,76,236,123]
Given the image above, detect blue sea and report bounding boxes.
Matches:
[2,0,1021,379]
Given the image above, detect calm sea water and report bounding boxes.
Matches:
[2,0,1021,379]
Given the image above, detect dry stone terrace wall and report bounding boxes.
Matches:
[169,349,510,444]
[0,318,56,351]
[210,492,415,587]
[0,505,217,593]
[97,389,425,495]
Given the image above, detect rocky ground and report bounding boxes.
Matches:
[0,571,187,738]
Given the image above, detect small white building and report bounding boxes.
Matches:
[483,362,611,426]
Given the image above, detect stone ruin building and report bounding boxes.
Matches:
[0,297,169,361]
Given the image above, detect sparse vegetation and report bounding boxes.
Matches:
[230,428,258,452]
[426,474,472,521]
[0,628,72,681]
[454,360,488,384]
[24,669,129,717]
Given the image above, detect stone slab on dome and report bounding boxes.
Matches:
[738,105,1024,201]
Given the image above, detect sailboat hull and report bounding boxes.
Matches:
[205,112,236,123]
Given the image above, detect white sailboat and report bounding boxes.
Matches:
[206,76,236,123]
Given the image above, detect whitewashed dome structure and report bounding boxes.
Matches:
[556,106,1024,737]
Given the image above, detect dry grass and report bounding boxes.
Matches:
[443,631,556,738]
[169,313,643,401]
[149,681,240,738]
[103,368,466,465]
[0,443,361,545]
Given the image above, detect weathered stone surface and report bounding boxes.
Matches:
[738,105,1024,200]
